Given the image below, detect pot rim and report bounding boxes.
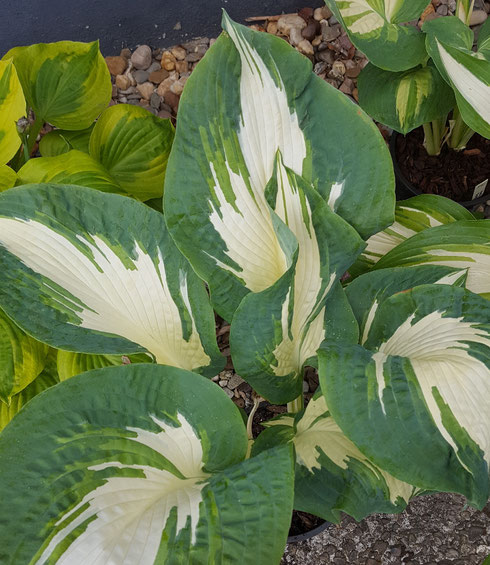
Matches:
[389,131,489,209]
[287,519,330,544]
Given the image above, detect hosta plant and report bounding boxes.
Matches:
[0,13,488,565]
[326,0,490,154]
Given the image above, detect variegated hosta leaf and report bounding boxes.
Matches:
[0,59,25,165]
[230,160,363,403]
[0,165,17,191]
[456,0,475,25]
[39,125,94,157]
[0,308,49,403]
[164,13,394,320]
[89,104,175,201]
[57,350,152,381]
[325,0,429,71]
[358,62,455,134]
[346,264,469,342]
[2,41,111,130]
[0,354,58,431]
[0,365,294,565]
[17,149,123,194]
[424,17,490,139]
[319,284,490,507]
[254,393,414,522]
[351,195,474,276]
[479,17,490,59]
[0,184,224,377]
[374,220,490,298]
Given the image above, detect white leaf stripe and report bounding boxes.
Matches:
[0,218,210,370]
[437,40,490,126]
[372,310,490,469]
[35,413,209,564]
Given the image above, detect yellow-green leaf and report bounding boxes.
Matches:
[0,60,25,166]
[0,165,17,191]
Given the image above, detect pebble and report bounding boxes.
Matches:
[227,374,244,390]
[175,60,189,74]
[105,55,127,76]
[149,68,169,83]
[185,52,203,63]
[289,26,303,46]
[267,21,278,34]
[277,14,307,35]
[436,4,449,15]
[131,45,152,70]
[136,82,154,100]
[339,76,354,95]
[170,77,188,96]
[133,69,150,83]
[115,74,131,90]
[163,91,180,112]
[322,22,342,42]
[314,5,333,21]
[120,48,131,59]
[302,20,319,41]
[158,109,172,119]
[161,51,176,71]
[171,46,187,60]
[156,76,176,97]
[470,9,488,24]
[330,60,346,79]
[147,61,161,73]
[297,39,314,57]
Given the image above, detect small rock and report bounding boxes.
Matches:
[147,61,161,73]
[115,74,130,90]
[297,39,314,57]
[289,27,304,46]
[170,77,188,95]
[227,374,244,390]
[468,525,487,540]
[470,9,488,24]
[223,388,234,399]
[158,109,172,119]
[161,51,176,71]
[133,69,150,84]
[339,77,354,95]
[314,5,333,21]
[314,61,329,75]
[322,21,342,42]
[302,380,309,393]
[298,7,314,21]
[156,76,176,97]
[312,35,322,46]
[448,0,456,10]
[344,60,362,77]
[175,60,189,74]
[131,45,152,70]
[218,379,228,387]
[105,55,127,76]
[436,4,449,14]
[431,0,442,5]
[163,91,180,112]
[302,19,319,41]
[185,52,203,63]
[171,46,187,61]
[211,375,220,382]
[149,68,170,84]
[329,60,346,79]
[267,21,278,34]
[150,92,161,110]
[173,21,182,30]
[317,49,335,64]
[137,82,154,100]
[446,549,459,559]
[277,14,307,35]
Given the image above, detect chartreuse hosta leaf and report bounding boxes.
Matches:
[17,150,124,194]
[164,13,394,320]
[0,308,49,403]
[57,350,152,381]
[358,62,455,134]
[0,165,17,191]
[319,284,490,507]
[0,365,294,565]
[39,125,94,157]
[89,104,175,200]
[2,41,111,130]
[325,0,429,71]
[0,352,58,431]
[230,159,363,403]
[254,392,414,522]
[424,17,490,139]
[0,59,25,165]
[0,184,224,377]
[374,220,490,298]
[351,195,474,276]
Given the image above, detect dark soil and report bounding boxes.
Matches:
[288,511,326,538]
[394,127,490,202]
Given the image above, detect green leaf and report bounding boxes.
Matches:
[3,41,111,130]
[374,220,490,298]
[0,365,294,564]
[351,195,474,276]
[325,0,429,71]
[0,184,224,378]
[39,125,94,157]
[0,308,49,403]
[165,14,394,320]
[17,150,124,194]
[0,59,25,166]
[478,17,490,59]
[358,62,455,134]
[424,17,490,139]
[0,165,17,191]
[0,355,58,431]
[89,104,175,201]
[256,392,414,522]
[319,284,490,508]
[57,350,152,381]
[456,0,475,25]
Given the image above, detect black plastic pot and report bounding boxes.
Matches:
[389,131,489,210]
[287,519,330,543]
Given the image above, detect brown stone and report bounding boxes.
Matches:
[339,77,354,95]
[149,68,170,84]
[297,39,314,57]
[115,74,131,90]
[175,60,189,74]
[344,60,362,78]
[170,46,187,60]
[267,21,278,34]
[158,109,173,119]
[277,14,306,35]
[161,51,176,71]
[302,19,319,41]
[170,77,188,96]
[131,45,152,70]
[105,56,127,76]
[163,91,180,112]
[156,77,175,97]
[120,48,132,59]
[137,82,155,100]
[314,5,333,21]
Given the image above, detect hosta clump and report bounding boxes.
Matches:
[0,12,488,565]
[326,0,490,153]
